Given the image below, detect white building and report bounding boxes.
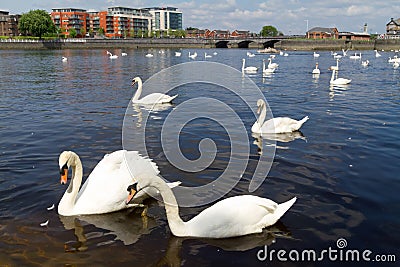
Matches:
[146,7,183,35]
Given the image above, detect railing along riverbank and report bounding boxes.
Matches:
[1,37,400,51]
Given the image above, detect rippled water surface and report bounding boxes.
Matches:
[0,48,399,266]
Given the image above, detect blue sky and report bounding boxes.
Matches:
[1,0,399,34]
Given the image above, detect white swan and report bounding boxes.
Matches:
[375,50,381,57]
[349,53,361,60]
[62,56,68,62]
[330,58,340,71]
[361,59,369,67]
[241,58,258,73]
[268,57,279,69]
[121,52,128,56]
[189,52,197,59]
[204,52,212,59]
[262,59,275,75]
[251,99,309,134]
[58,150,180,216]
[313,51,320,58]
[393,62,399,69]
[342,48,349,57]
[106,51,118,59]
[312,62,320,74]
[175,51,182,57]
[329,68,351,85]
[247,51,255,57]
[126,177,296,238]
[145,53,154,58]
[131,76,178,104]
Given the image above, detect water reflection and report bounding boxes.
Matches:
[59,207,155,249]
[154,222,292,266]
[329,84,350,99]
[252,131,307,153]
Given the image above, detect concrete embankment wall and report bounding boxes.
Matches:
[1,38,400,51]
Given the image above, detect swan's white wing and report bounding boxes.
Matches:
[73,150,159,215]
[186,195,280,238]
[135,93,177,104]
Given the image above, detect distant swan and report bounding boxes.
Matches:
[313,52,320,58]
[175,51,182,57]
[262,59,275,75]
[204,52,212,58]
[329,68,351,85]
[106,51,118,59]
[121,52,127,56]
[241,58,258,73]
[145,53,154,58]
[312,62,320,74]
[126,176,296,238]
[251,99,309,134]
[361,60,369,67]
[375,50,381,57]
[62,56,68,62]
[131,76,178,104]
[267,57,279,69]
[189,52,197,59]
[349,53,361,60]
[57,150,180,216]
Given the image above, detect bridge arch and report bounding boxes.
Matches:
[237,40,254,48]
[262,40,281,49]
[215,40,229,48]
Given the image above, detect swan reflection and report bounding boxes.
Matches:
[329,84,349,100]
[252,131,307,153]
[59,207,156,250]
[154,222,292,266]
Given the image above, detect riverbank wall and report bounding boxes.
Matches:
[1,38,400,51]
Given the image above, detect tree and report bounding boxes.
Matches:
[260,25,279,37]
[69,27,77,38]
[18,9,56,38]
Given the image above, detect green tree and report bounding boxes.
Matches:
[69,27,77,38]
[98,27,105,36]
[18,9,56,38]
[260,25,279,37]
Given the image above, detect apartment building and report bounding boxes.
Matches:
[0,10,20,37]
[146,7,182,35]
[51,8,89,37]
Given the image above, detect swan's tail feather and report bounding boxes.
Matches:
[168,94,178,102]
[167,181,182,188]
[274,197,297,222]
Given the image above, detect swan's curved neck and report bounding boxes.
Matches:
[330,69,335,82]
[59,153,83,214]
[144,176,186,236]
[258,102,266,126]
[262,60,266,71]
[132,79,143,101]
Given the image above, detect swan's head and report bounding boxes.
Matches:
[256,99,265,114]
[126,182,140,204]
[131,77,142,87]
[58,151,77,185]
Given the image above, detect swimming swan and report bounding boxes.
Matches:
[329,68,351,85]
[131,77,178,104]
[251,99,309,134]
[126,176,296,238]
[312,63,320,74]
[242,58,258,73]
[58,150,180,216]
[262,59,275,75]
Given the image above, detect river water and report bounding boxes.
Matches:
[0,48,399,266]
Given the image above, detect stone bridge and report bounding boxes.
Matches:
[206,36,296,49]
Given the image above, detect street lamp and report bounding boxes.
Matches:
[304,19,309,38]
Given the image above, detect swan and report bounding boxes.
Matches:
[329,68,351,85]
[312,62,320,74]
[175,51,181,57]
[283,52,289,57]
[393,62,399,69]
[267,57,279,69]
[375,50,381,57]
[121,52,127,56]
[126,177,296,238]
[330,58,340,71]
[131,76,178,104]
[57,150,180,216]
[145,53,154,58]
[262,59,275,75]
[247,52,255,57]
[342,48,349,57]
[204,52,212,59]
[62,56,68,62]
[313,52,320,58]
[361,60,369,67]
[241,58,258,73]
[349,53,361,60]
[251,99,309,134]
[106,51,118,59]
[189,52,197,59]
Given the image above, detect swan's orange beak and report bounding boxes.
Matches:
[60,164,68,185]
[126,183,138,204]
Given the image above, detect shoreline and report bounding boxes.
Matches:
[1,38,400,51]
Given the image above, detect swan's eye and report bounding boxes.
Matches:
[60,163,68,175]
